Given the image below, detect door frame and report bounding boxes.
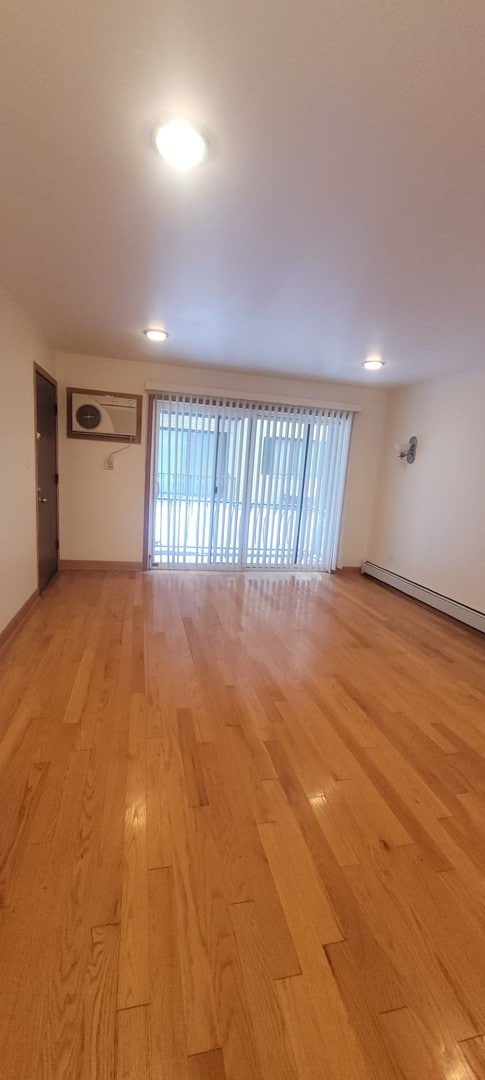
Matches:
[34,363,59,590]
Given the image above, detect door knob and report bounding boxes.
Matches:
[38,496,48,504]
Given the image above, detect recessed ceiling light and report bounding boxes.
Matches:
[361,354,385,371]
[154,118,208,171]
[143,328,169,342]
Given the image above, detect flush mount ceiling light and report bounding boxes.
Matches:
[154,118,208,171]
[143,328,169,342]
[361,354,385,371]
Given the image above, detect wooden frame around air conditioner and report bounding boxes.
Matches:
[66,386,143,443]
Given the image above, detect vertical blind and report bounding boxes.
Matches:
[148,393,353,571]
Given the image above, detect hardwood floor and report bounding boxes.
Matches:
[1,568,485,1079]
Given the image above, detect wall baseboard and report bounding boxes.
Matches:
[362,561,485,634]
[0,589,39,654]
[59,560,143,571]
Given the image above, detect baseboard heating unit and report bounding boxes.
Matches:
[361,562,485,635]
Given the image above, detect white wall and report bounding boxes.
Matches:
[57,351,388,566]
[369,368,485,612]
[0,285,55,633]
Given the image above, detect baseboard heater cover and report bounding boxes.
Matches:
[361,562,485,634]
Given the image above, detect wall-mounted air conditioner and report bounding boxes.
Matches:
[67,387,142,443]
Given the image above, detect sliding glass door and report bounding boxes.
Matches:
[148,394,352,570]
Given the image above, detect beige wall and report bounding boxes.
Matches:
[0,285,55,633]
[57,351,389,566]
[369,368,485,612]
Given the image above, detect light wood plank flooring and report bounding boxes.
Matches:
[1,568,485,1079]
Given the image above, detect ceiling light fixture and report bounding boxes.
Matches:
[154,118,208,171]
[143,328,169,342]
[361,354,385,371]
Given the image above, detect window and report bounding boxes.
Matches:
[147,394,353,570]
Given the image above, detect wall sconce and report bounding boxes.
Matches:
[396,436,417,464]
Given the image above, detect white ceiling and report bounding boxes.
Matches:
[1,0,485,384]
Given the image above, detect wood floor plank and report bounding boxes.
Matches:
[460,1035,485,1076]
[144,628,164,738]
[308,792,360,867]
[187,1048,227,1080]
[177,707,209,808]
[165,740,219,1055]
[118,693,150,1010]
[224,687,277,781]
[0,849,54,1080]
[439,799,485,875]
[199,735,302,981]
[258,812,342,949]
[146,736,172,870]
[337,674,471,810]
[29,747,93,1079]
[116,1004,151,1080]
[0,758,48,905]
[113,600,134,735]
[148,866,189,1080]
[379,1007,477,1080]
[259,806,393,1079]
[323,773,413,859]
[76,612,115,751]
[28,724,77,844]
[265,737,405,1014]
[322,942,404,1080]
[344,848,484,1044]
[229,901,298,1080]
[63,644,97,726]
[304,678,453,871]
[81,924,119,1080]
[91,732,128,927]
[0,840,52,1007]
[131,602,146,694]
[276,962,387,1080]
[193,805,265,1080]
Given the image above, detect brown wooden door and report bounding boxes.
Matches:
[35,367,59,592]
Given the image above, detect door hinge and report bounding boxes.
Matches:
[54,403,58,416]
[55,472,59,484]
[56,537,59,551]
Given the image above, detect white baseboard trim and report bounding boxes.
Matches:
[361,562,485,634]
